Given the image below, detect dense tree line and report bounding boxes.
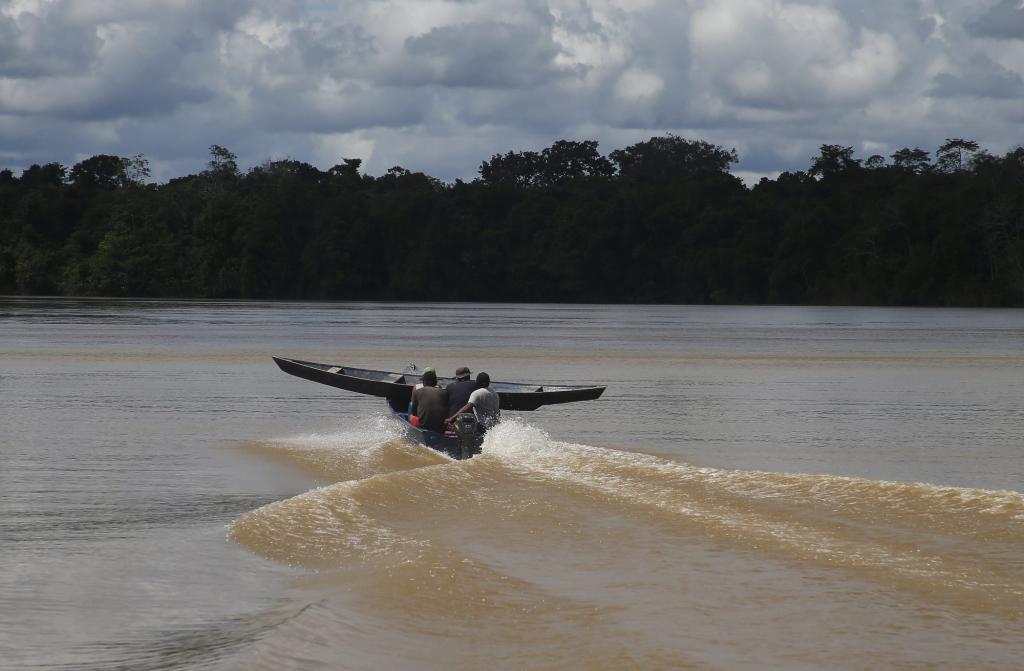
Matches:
[1,136,1022,305]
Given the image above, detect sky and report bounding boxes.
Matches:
[1,0,1023,184]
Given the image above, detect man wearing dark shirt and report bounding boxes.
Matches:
[447,371,500,431]
[410,369,448,433]
[445,365,477,417]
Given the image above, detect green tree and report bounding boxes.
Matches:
[864,154,886,169]
[69,155,129,189]
[936,138,979,173]
[808,145,860,178]
[610,135,737,181]
[206,145,239,177]
[3,136,1024,307]
[891,148,931,174]
[537,140,614,185]
[20,163,66,187]
[478,148,543,187]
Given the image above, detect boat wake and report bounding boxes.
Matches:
[481,421,1024,615]
[233,413,448,484]
[229,418,1024,617]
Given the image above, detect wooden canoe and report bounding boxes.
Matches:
[272,357,606,411]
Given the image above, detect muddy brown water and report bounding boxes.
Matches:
[2,298,1022,669]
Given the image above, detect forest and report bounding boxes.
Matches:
[1,136,1022,306]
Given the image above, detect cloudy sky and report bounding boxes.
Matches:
[2,0,1023,183]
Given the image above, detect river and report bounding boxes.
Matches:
[2,298,1022,669]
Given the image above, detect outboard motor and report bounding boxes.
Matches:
[452,413,483,459]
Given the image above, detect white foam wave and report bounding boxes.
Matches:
[274,412,405,456]
[478,421,1024,604]
[482,419,1024,523]
[241,412,445,482]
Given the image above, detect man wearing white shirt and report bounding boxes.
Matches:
[447,371,500,430]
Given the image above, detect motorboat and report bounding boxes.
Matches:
[272,357,606,459]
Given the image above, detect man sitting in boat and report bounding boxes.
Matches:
[445,366,477,418]
[407,366,435,414]
[409,369,449,433]
[446,372,500,431]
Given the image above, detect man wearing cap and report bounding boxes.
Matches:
[445,366,477,418]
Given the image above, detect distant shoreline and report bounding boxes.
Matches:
[3,137,1022,307]
[4,295,1023,311]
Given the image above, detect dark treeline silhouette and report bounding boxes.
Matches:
[1,136,1022,305]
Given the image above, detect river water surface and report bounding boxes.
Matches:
[2,299,1022,669]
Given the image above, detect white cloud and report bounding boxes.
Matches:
[689,1,903,109]
[0,0,1021,180]
[313,131,376,168]
[615,68,663,100]
[818,30,902,101]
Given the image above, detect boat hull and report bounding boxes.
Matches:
[272,357,605,411]
[388,403,483,460]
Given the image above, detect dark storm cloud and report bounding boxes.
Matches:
[967,0,1024,40]
[0,9,98,77]
[1,0,1022,183]
[294,23,376,71]
[248,82,426,133]
[0,0,240,120]
[929,55,1024,99]
[401,19,563,88]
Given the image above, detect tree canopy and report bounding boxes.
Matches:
[1,136,1021,306]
